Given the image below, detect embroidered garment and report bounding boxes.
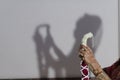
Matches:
[80,60,90,80]
[103,59,120,80]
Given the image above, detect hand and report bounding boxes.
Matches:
[79,45,102,75]
[79,45,94,64]
[79,45,111,80]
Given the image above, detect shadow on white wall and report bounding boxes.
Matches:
[33,13,102,78]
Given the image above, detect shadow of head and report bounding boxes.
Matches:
[35,24,50,35]
[74,13,102,52]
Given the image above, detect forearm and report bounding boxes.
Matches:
[95,72,111,80]
[88,63,111,80]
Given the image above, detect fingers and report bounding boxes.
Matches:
[81,45,92,53]
[80,45,93,53]
[79,44,93,56]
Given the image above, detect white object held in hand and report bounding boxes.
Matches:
[81,32,93,46]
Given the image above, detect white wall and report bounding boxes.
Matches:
[0,0,118,79]
[119,0,120,58]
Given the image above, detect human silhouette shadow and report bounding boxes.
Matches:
[64,14,102,77]
[33,13,102,78]
[33,24,66,78]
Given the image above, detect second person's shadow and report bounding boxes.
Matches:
[33,24,66,77]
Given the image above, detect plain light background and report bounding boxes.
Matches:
[0,0,118,79]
